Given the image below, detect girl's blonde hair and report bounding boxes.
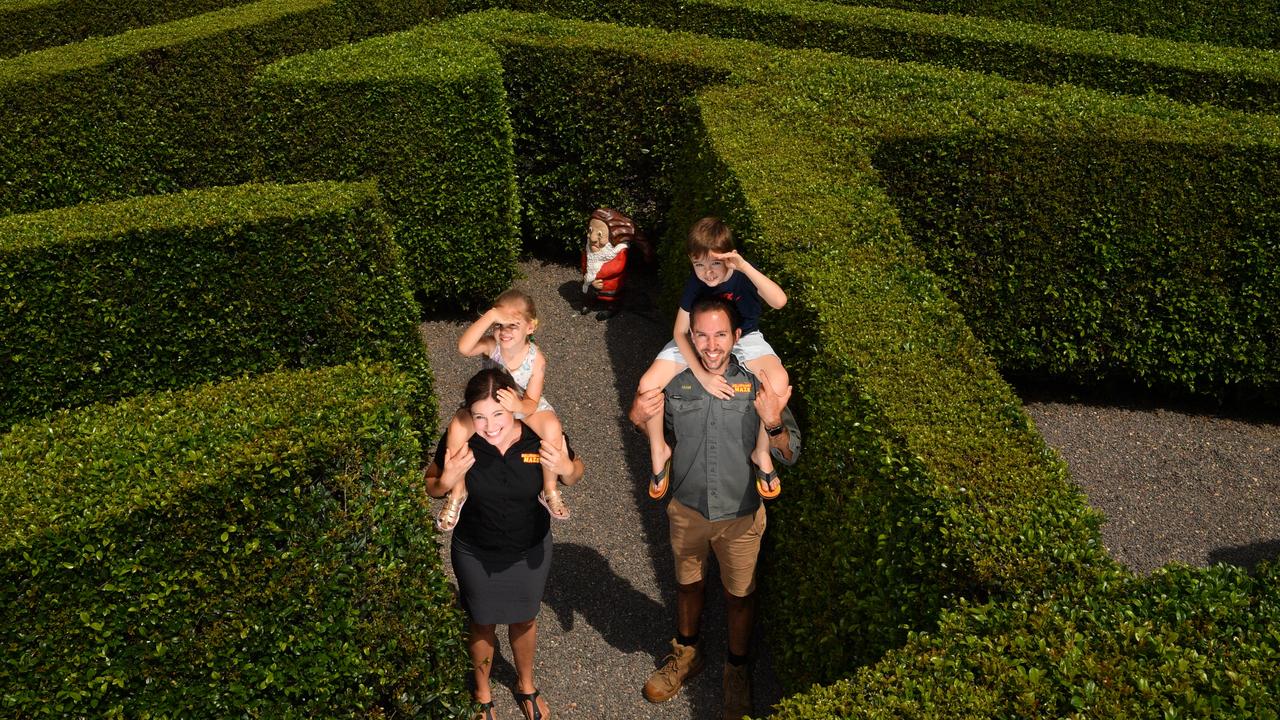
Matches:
[495,288,537,323]
[686,216,735,257]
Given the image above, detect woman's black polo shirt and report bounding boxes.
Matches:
[435,423,550,560]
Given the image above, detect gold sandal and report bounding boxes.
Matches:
[539,489,571,520]
[436,492,467,531]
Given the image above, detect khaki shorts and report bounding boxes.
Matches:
[667,499,766,597]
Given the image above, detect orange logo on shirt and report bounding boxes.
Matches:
[522,453,542,464]
[732,383,752,394]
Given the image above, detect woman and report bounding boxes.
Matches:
[425,367,583,720]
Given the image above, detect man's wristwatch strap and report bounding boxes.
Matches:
[765,422,784,437]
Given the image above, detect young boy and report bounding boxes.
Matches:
[636,216,790,500]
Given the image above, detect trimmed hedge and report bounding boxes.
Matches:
[252,28,520,306]
[875,136,1280,402]
[467,0,1280,113]
[770,562,1280,718]
[0,0,443,58]
[0,179,433,430]
[0,363,469,718]
[0,0,241,58]
[0,0,445,217]
[828,0,1280,52]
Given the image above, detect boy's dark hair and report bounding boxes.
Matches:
[689,296,742,333]
[686,216,735,257]
[461,367,520,410]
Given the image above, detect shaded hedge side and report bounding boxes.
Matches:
[462,0,1280,113]
[771,562,1280,718]
[876,137,1280,402]
[0,363,470,718]
[0,179,432,430]
[252,29,520,307]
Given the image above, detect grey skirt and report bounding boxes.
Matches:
[451,531,552,625]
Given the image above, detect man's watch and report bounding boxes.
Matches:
[765,422,785,437]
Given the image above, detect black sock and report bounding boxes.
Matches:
[676,633,699,648]
[727,651,749,666]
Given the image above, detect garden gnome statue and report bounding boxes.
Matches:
[580,207,636,320]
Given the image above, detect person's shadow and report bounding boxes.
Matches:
[543,542,668,650]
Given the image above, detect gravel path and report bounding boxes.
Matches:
[421,258,1279,718]
[1022,394,1279,575]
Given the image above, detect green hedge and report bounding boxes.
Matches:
[875,136,1280,402]
[770,562,1280,718]
[0,0,241,58]
[828,0,1280,52]
[725,53,1279,685]
[0,179,433,430]
[252,28,520,306]
[0,0,446,218]
[0,363,469,718]
[468,0,1280,113]
[0,0,444,58]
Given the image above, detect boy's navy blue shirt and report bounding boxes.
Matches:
[679,271,762,334]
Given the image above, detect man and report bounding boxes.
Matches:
[628,296,801,720]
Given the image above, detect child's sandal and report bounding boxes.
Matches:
[539,489,571,520]
[436,492,467,532]
[648,458,671,500]
[755,467,781,500]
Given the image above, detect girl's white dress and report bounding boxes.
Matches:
[485,343,553,416]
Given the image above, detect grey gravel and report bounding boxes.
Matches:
[1023,397,1279,576]
[421,257,1280,718]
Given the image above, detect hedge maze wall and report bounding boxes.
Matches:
[3,0,1278,716]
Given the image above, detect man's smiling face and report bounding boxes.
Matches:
[690,307,741,375]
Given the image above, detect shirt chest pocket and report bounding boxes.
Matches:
[723,395,754,436]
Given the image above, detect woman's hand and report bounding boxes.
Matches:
[441,443,475,489]
[539,439,572,476]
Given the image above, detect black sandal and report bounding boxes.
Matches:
[513,688,550,720]
[472,699,495,720]
[648,458,671,500]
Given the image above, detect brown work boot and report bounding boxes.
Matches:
[643,638,704,703]
[722,662,751,720]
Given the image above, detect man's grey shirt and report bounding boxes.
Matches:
[663,356,801,521]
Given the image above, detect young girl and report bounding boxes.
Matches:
[636,217,790,500]
[436,289,571,531]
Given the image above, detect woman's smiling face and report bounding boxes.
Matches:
[470,396,518,448]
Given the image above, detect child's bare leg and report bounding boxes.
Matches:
[437,409,474,531]
[746,355,787,498]
[526,410,570,520]
[637,359,683,479]
[751,421,780,497]
[746,355,789,401]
